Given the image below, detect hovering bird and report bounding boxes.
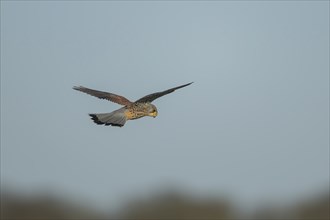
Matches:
[73,82,193,127]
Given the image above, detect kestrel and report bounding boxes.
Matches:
[73,82,193,127]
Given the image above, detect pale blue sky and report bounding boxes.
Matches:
[1,1,329,210]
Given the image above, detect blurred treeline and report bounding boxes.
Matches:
[1,188,329,219]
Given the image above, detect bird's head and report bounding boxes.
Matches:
[147,103,158,118]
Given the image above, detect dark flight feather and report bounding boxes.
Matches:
[135,82,193,103]
[73,86,132,106]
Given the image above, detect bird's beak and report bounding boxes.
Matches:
[151,112,158,118]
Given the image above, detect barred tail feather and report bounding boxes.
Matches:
[89,109,127,127]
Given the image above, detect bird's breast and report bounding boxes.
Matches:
[124,104,148,120]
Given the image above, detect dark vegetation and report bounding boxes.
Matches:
[1,189,329,219]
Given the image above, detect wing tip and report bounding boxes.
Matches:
[178,81,193,89]
[73,85,83,91]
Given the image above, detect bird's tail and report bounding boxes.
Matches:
[89,109,127,127]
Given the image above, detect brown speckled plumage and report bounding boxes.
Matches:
[124,103,149,120]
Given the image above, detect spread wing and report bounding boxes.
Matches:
[73,86,132,106]
[135,82,193,103]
